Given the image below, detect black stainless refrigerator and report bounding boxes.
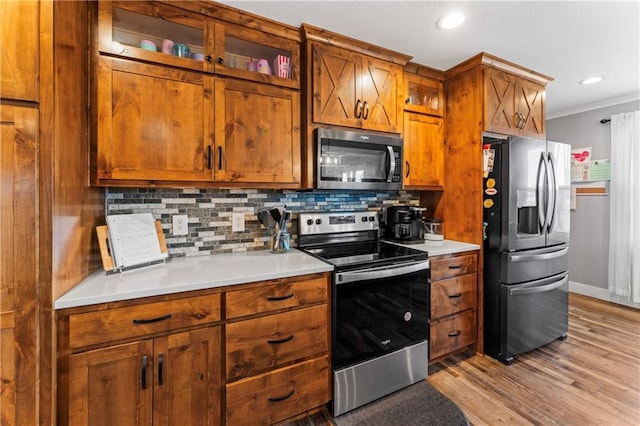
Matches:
[483,135,571,364]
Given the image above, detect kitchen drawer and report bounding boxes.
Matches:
[429,309,477,360]
[68,294,221,349]
[430,252,477,280]
[225,275,328,319]
[226,356,330,426]
[226,304,328,380]
[430,273,477,319]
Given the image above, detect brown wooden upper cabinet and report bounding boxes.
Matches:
[484,67,547,139]
[98,1,299,88]
[303,24,410,134]
[92,0,302,187]
[0,1,39,102]
[403,113,444,189]
[403,73,443,117]
[402,64,445,189]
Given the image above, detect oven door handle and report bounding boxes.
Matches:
[335,260,429,284]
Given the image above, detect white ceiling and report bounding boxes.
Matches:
[220,0,640,119]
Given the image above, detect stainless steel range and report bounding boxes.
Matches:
[298,211,430,416]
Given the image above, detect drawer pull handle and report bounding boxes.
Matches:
[448,265,463,269]
[133,313,172,325]
[267,334,294,344]
[141,355,148,390]
[267,293,294,301]
[158,353,164,386]
[448,293,463,298]
[268,389,295,402]
[448,330,462,337]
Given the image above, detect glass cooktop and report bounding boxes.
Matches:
[303,241,427,270]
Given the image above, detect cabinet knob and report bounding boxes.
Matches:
[216,57,224,64]
[405,98,410,104]
[205,55,213,63]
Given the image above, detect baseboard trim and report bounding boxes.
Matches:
[570,280,640,309]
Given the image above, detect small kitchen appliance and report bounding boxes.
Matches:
[298,211,429,416]
[315,128,403,191]
[424,218,444,241]
[384,206,426,244]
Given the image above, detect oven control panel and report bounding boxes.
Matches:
[299,212,378,235]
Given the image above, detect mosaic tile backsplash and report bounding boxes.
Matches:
[105,188,421,256]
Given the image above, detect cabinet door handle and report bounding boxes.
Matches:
[267,293,294,301]
[218,146,223,170]
[158,353,164,386]
[205,55,213,63]
[355,99,362,118]
[207,145,213,169]
[216,57,224,64]
[448,330,462,337]
[133,313,172,325]
[448,293,463,298]
[363,101,369,119]
[268,389,295,402]
[141,355,148,390]
[267,334,294,344]
[405,97,410,104]
[448,265,462,269]
[405,161,410,178]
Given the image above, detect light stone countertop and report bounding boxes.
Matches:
[55,240,480,310]
[54,249,334,310]
[385,239,481,256]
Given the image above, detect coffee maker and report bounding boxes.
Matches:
[384,206,426,244]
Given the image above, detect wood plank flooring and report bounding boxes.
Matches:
[428,293,640,425]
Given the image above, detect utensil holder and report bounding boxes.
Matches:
[271,227,291,254]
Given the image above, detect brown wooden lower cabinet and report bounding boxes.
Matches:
[57,273,331,425]
[428,251,479,361]
[226,356,330,426]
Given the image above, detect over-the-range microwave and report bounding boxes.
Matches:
[315,128,403,191]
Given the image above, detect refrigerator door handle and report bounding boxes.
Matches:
[546,152,558,233]
[510,246,569,262]
[536,152,547,233]
[509,275,568,296]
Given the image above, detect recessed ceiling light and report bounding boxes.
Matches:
[579,76,604,85]
[436,11,466,30]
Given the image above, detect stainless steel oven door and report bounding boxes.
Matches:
[333,260,429,370]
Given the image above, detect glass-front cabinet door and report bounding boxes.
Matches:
[98,1,212,73]
[97,1,300,88]
[213,22,300,89]
[403,73,443,117]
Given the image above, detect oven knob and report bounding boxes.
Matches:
[361,216,368,222]
[368,216,375,222]
[315,218,322,225]
[306,219,314,226]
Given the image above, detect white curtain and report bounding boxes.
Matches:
[608,111,640,303]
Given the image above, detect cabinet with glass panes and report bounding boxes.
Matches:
[97,1,300,88]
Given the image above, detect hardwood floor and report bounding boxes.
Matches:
[428,293,640,425]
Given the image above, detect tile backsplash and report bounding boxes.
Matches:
[105,188,420,256]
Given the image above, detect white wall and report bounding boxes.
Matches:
[546,99,640,308]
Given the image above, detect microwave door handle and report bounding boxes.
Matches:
[335,260,429,285]
[386,145,395,182]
